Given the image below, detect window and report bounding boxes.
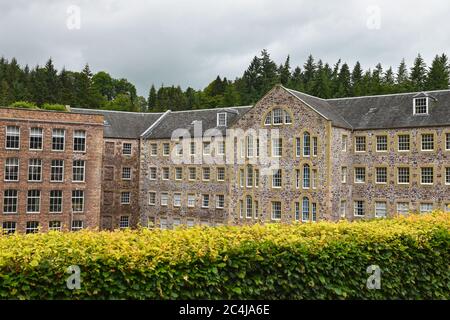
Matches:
[341,167,347,183]
[51,160,64,182]
[421,167,434,184]
[161,193,169,206]
[119,216,129,229]
[162,167,170,180]
[28,159,42,182]
[246,196,253,218]
[202,167,210,181]
[375,201,387,218]
[272,169,282,188]
[48,221,61,231]
[295,169,300,189]
[190,141,196,155]
[188,167,196,180]
[271,201,281,220]
[29,128,43,150]
[239,200,244,218]
[398,135,410,151]
[187,194,196,207]
[294,202,300,221]
[302,197,310,222]
[265,108,291,125]
[121,192,130,204]
[246,166,253,187]
[246,135,254,158]
[376,167,387,184]
[217,167,225,181]
[186,219,195,228]
[148,192,156,205]
[26,221,39,234]
[217,140,225,155]
[73,130,86,152]
[160,218,168,230]
[312,203,317,222]
[49,190,63,213]
[397,202,409,215]
[52,129,65,151]
[240,138,245,158]
[340,200,347,218]
[175,167,183,180]
[239,169,244,187]
[3,190,18,213]
[217,113,227,126]
[216,195,225,209]
[6,126,20,149]
[303,164,310,189]
[2,221,17,234]
[203,142,211,155]
[173,219,181,228]
[446,167,450,185]
[150,143,157,156]
[272,138,282,157]
[376,135,388,151]
[173,193,181,207]
[446,133,450,150]
[4,158,19,181]
[342,135,347,151]
[71,220,84,231]
[421,134,434,151]
[72,160,85,182]
[420,203,433,214]
[122,143,132,155]
[163,143,170,156]
[175,143,183,156]
[313,137,318,156]
[72,190,84,212]
[202,194,210,208]
[273,108,283,124]
[296,138,301,157]
[354,167,366,183]
[27,190,41,213]
[122,167,131,180]
[413,97,428,114]
[254,169,259,187]
[354,200,365,216]
[355,136,366,152]
[256,138,260,157]
[303,132,310,156]
[254,200,259,218]
[149,167,157,180]
[397,167,410,184]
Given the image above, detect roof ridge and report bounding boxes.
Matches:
[326,88,450,101]
[170,105,252,113]
[71,108,164,115]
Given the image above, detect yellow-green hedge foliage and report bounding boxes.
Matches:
[0,212,449,300]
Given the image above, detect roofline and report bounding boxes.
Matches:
[280,85,353,129]
[326,88,450,101]
[169,105,252,113]
[140,110,171,138]
[71,107,164,115]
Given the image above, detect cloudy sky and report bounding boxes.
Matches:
[0,0,449,96]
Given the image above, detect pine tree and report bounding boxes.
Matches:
[336,63,351,97]
[371,63,384,94]
[303,54,316,93]
[410,54,427,91]
[260,49,279,95]
[425,54,450,90]
[382,67,395,93]
[279,55,291,86]
[289,66,304,91]
[351,62,363,96]
[147,84,157,111]
[396,58,410,92]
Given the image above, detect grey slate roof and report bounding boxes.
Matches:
[71,108,164,139]
[143,106,252,139]
[284,87,450,130]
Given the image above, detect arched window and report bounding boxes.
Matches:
[246,195,253,218]
[303,132,310,156]
[302,197,310,222]
[264,108,292,125]
[303,164,310,189]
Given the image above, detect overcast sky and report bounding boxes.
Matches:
[0,0,449,96]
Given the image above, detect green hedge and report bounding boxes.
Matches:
[9,101,38,109]
[41,103,68,111]
[0,212,448,300]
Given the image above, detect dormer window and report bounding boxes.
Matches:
[413,97,428,115]
[217,113,227,126]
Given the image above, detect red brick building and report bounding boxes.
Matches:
[0,107,104,233]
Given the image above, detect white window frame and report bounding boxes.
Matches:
[73,130,86,152]
[375,167,387,184]
[51,160,64,182]
[121,192,130,204]
[3,189,18,214]
[4,158,19,182]
[6,126,20,150]
[420,167,434,185]
[160,193,169,206]
[49,190,63,213]
[122,167,131,180]
[148,192,156,205]
[72,190,84,213]
[376,135,388,152]
[27,190,41,213]
[216,194,225,209]
[354,200,365,217]
[354,167,366,184]
[375,201,387,218]
[217,112,227,126]
[421,134,434,151]
[398,134,410,152]
[173,193,181,207]
[271,201,282,220]
[413,97,428,115]
[187,194,196,208]
[72,160,85,182]
[201,194,210,208]
[52,129,65,151]
[122,143,132,155]
[29,127,43,151]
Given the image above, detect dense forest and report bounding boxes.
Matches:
[0,50,448,112]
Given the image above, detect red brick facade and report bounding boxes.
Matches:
[0,107,104,233]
